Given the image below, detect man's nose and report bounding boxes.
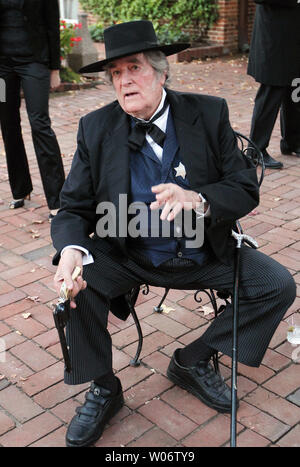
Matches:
[120,69,133,86]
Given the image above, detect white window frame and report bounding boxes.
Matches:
[59,0,79,23]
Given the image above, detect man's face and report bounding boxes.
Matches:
[109,53,166,120]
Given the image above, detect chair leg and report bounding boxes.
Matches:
[212,352,220,375]
[125,288,143,367]
[194,288,228,375]
[153,287,170,313]
[129,304,143,367]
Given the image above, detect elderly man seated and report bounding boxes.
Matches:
[51,20,296,447]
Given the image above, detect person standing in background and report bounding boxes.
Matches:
[0,0,65,219]
[248,0,300,169]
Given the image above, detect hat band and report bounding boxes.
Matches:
[105,41,160,62]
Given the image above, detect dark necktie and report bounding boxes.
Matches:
[128,98,169,151]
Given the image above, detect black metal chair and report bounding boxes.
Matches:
[125,132,264,447]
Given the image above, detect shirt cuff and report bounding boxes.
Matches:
[194,193,211,218]
[61,245,94,266]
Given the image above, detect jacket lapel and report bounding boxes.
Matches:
[166,89,209,190]
[161,111,179,183]
[102,106,131,238]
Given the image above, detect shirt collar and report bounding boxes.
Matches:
[138,88,169,133]
[136,88,168,119]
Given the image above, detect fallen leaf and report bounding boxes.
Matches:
[19,376,28,381]
[22,312,32,319]
[160,304,175,314]
[32,220,44,224]
[200,305,214,316]
[25,296,40,303]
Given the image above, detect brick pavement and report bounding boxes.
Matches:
[0,54,299,448]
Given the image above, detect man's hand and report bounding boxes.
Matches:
[150,183,202,221]
[50,70,61,90]
[53,248,87,309]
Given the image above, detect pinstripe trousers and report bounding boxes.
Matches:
[64,242,296,385]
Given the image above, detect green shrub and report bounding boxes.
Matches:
[80,0,219,42]
[88,23,105,42]
[60,66,83,83]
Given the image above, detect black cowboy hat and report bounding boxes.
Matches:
[79,20,190,73]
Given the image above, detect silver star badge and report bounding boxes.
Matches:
[174,162,186,179]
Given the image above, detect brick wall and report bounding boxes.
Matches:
[207,0,256,52]
[78,0,256,53]
[248,0,256,44]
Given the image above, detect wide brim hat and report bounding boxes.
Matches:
[79,20,190,73]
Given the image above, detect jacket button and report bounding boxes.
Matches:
[177,251,183,258]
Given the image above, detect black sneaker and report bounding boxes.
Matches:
[66,378,124,447]
[167,349,234,413]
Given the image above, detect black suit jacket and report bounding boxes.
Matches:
[5,0,61,69]
[248,0,300,86]
[51,89,259,267]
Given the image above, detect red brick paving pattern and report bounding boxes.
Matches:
[0,54,299,447]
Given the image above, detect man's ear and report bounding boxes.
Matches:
[160,71,168,87]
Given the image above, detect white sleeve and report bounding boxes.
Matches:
[61,245,94,265]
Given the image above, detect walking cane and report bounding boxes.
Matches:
[231,231,258,447]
